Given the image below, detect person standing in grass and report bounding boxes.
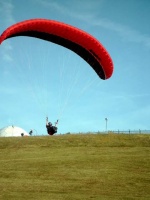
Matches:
[46,117,58,135]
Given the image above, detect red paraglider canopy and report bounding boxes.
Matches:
[0,18,113,79]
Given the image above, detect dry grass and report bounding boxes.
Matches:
[0,133,150,200]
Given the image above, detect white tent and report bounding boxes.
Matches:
[0,126,29,137]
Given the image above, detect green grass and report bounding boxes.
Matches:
[0,133,150,200]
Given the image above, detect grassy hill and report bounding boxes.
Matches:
[0,133,150,200]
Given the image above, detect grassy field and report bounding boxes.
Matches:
[0,133,150,200]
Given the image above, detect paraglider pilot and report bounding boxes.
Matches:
[46,117,58,135]
[29,129,33,136]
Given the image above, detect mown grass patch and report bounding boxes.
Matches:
[0,134,150,200]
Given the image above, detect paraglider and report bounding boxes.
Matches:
[0,18,113,80]
[0,19,114,135]
[29,129,33,136]
[46,117,58,135]
[0,125,29,137]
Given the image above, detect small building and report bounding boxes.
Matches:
[0,125,29,137]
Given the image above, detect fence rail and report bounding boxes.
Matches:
[108,129,150,134]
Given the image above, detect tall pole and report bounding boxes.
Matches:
[105,118,108,132]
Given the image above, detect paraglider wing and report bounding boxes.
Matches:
[0,19,113,79]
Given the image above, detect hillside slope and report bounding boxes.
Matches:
[0,134,150,200]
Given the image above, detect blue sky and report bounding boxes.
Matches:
[0,0,150,135]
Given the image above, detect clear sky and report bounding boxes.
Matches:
[0,0,150,135]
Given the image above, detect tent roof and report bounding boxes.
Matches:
[0,126,29,137]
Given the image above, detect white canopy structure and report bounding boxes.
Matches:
[0,126,29,137]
